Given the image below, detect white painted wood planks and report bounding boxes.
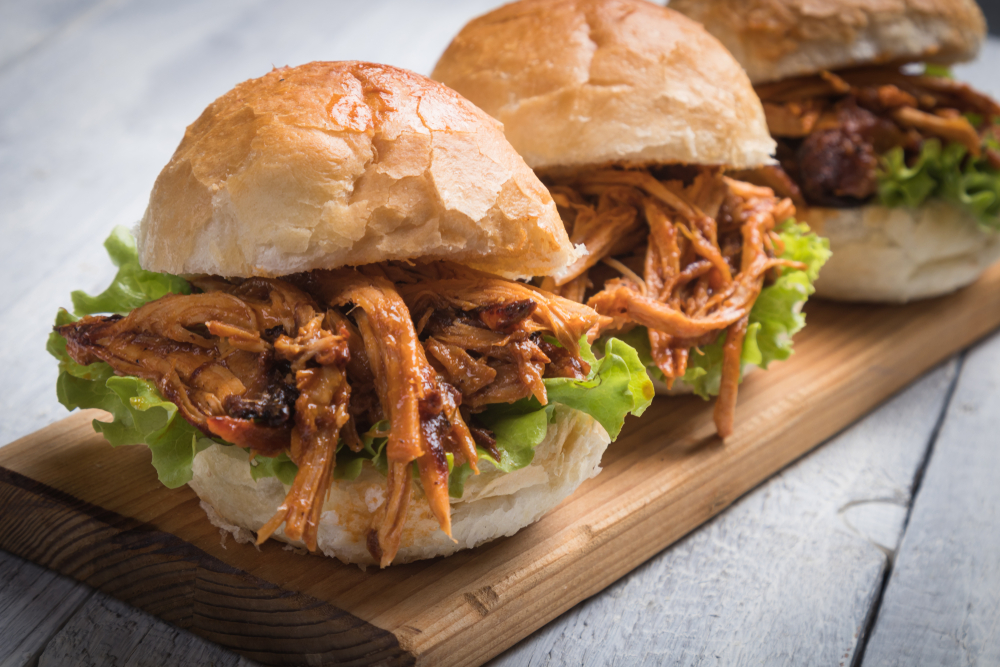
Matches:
[861,330,1000,666]
[37,592,258,667]
[0,549,92,667]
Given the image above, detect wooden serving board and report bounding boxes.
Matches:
[3,264,1000,667]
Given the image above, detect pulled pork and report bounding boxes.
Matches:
[56,263,604,566]
[539,167,802,438]
[755,66,1000,206]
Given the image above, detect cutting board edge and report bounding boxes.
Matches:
[0,464,416,666]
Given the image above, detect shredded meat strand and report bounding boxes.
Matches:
[541,167,802,435]
[307,270,457,566]
[713,316,749,440]
[58,280,315,439]
[254,316,353,549]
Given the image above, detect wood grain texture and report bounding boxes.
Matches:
[0,549,93,667]
[490,361,959,667]
[2,266,1000,666]
[861,331,1000,666]
[38,592,260,667]
[0,464,412,666]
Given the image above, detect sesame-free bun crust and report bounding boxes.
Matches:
[189,406,609,566]
[670,0,986,84]
[138,62,577,280]
[432,0,775,170]
[806,200,1000,302]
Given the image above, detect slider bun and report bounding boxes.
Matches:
[805,200,1000,302]
[670,0,986,84]
[189,406,609,566]
[432,0,775,170]
[138,61,577,281]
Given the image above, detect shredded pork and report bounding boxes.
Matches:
[754,66,1000,206]
[539,167,802,438]
[57,263,601,566]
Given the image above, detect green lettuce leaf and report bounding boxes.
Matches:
[249,452,298,486]
[878,138,1000,229]
[613,219,830,399]
[544,337,653,438]
[72,225,191,316]
[442,335,655,497]
[683,219,829,397]
[49,228,204,487]
[248,421,390,488]
[922,64,952,79]
[448,458,476,499]
[476,402,552,472]
[55,368,215,488]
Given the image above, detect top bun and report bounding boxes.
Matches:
[138,61,577,280]
[670,0,986,84]
[431,0,775,171]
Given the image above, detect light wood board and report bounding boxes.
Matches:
[2,264,1000,667]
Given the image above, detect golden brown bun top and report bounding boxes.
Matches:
[138,61,579,279]
[670,0,986,84]
[432,0,775,170]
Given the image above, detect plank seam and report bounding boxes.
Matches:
[14,574,95,667]
[850,352,966,667]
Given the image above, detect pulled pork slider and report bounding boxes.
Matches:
[672,0,1000,302]
[433,0,829,438]
[49,61,652,567]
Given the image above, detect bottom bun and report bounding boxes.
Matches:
[189,405,609,566]
[804,201,1000,303]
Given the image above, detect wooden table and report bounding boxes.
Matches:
[1,2,998,665]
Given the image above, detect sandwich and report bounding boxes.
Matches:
[432,0,829,438]
[48,61,653,567]
[671,0,1000,302]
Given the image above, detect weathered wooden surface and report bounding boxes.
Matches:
[37,592,258,667]
[860,331,1000,667]
[2,0,1000,664]
[0,549,92,667]
[491,361,959,667]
